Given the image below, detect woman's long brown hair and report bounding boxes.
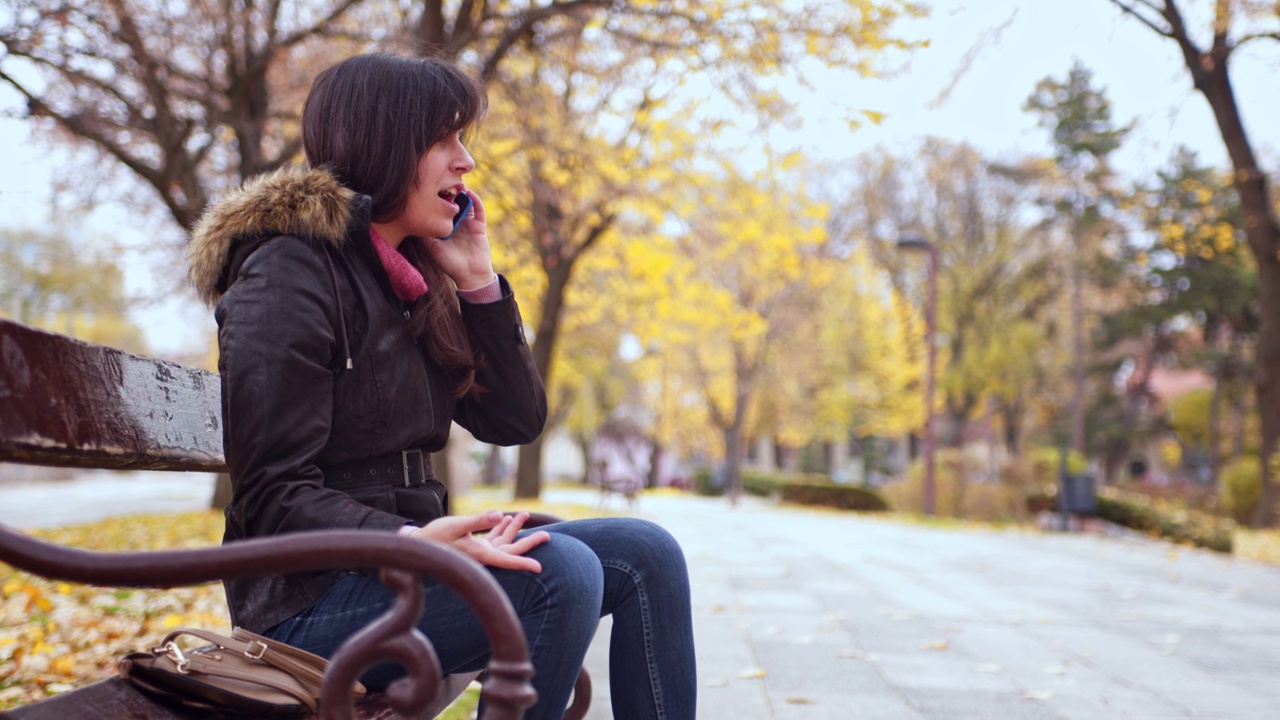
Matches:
[302,53,489,397]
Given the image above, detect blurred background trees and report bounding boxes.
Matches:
[2,1,1279,527]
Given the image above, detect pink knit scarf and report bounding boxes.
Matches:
[369,227,428,301]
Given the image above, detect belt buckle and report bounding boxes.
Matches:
[401,449,426,488]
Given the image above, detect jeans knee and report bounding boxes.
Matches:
[530,533,605,614]
[613,518,689,577]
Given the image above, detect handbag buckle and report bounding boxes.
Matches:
[156,641,192,674]
[243,640,268,660]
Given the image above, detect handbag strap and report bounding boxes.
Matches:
[233,628,336,694]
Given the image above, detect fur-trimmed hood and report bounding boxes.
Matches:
[188,166,356,306]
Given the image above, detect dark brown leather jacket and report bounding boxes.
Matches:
[188,168,546,633]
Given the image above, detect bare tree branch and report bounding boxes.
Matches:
[1234,31,1280,48]
[479,0,612,79]
[1108,0,1176,38]
[278,0,364,48]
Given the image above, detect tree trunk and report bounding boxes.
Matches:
[647,442,664,489]
[577,434,594,485]
[1168,29,1280,525]
[513,256,574,500]
[1232,333,1248,458]
[1001,399,1024,457]
[1208,351,1224,487]
[1070,222,1086,453]
[723,368,753,507]
[723,425,743,507]
[481,444,503,486]
[1254,256,1280,525]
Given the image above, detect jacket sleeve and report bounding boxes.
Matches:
[216,237,409,540]
[453,275,548,445]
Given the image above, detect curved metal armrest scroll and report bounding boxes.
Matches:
[0,523,536,720]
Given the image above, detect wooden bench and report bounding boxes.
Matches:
[0,318,590,720]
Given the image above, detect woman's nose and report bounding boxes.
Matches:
[454,146,475,174]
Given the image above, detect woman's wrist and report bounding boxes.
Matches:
[457,275,502,303]
[455,271,498,292]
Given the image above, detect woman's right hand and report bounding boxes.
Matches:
[410,510,549,573]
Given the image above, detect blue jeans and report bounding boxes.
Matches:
[265,518,697,720]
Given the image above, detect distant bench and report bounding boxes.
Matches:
[0,318,589,720]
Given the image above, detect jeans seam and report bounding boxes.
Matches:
[514,570,554,716]
[271,584,391,646]
[603,559,664,720]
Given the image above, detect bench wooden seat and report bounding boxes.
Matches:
[0,318,589,720]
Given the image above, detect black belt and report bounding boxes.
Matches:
[321,448,433,491]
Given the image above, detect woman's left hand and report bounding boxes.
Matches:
[428,188,497,291]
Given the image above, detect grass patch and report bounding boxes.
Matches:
[437,683,481,720]
[1233,528,1280,565]
[454,489,618,521]
[875,512,1029,532]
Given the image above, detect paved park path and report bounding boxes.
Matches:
[3,476,1279,718]
[552,490,1280,720]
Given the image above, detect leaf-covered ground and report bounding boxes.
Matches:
[0,511,229,708]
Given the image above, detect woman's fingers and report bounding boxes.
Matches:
[475,549,542,573]
[415,511,504,543]
[458,534,547,573]
[488,512,528,546]
[503,530,550,557]
[466,188,486,223]
[488,514,514,540]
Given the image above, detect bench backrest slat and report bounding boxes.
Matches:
[0,319,227,472]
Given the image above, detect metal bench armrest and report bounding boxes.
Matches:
[0,525,535,720]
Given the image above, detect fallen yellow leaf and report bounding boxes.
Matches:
[737,667,767,679]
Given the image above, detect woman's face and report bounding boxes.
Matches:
[387,130,475,243]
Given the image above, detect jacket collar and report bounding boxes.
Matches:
[188,166,357,306]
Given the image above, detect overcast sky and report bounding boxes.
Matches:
[2,1,1277,356]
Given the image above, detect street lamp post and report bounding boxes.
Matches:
[897,235,937,516]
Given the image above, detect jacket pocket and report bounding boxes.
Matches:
[346,485,397,515]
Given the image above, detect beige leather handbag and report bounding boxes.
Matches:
[119,627,366,717]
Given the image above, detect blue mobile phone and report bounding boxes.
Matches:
[443,192,472,240]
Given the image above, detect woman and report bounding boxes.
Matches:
[188,52,696,719]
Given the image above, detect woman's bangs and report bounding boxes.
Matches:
[438,67,486,140]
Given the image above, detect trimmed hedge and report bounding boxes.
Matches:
[777,482,889,512]
[1027,486,1233,553]
[692,468,888,512]
[692,468,724,496]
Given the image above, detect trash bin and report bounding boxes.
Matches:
[1059,474,1096,515]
